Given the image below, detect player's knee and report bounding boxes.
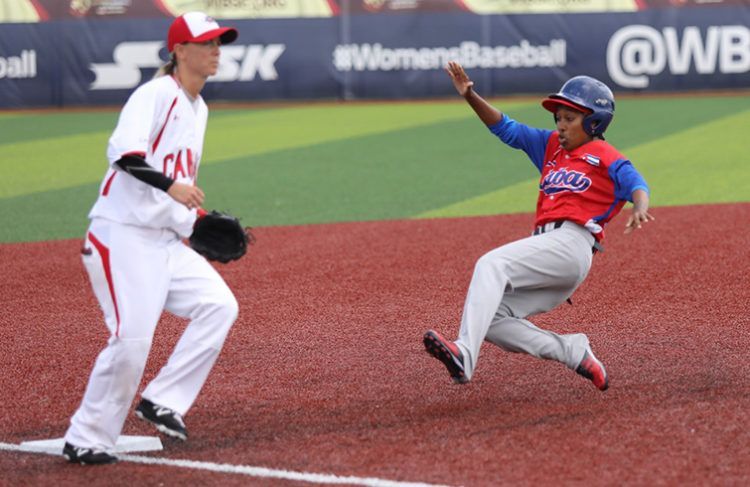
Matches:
[189,293,238,348]
[209,291,239,327]
[109,338,151,403]
[222,293,239,324]
[475,252,506,277]
[473,253,513,293]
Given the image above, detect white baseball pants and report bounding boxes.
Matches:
[455,221,595,380]
[65,218,238,451]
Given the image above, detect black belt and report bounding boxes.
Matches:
[533,220,565,236]
[533,220,603,254]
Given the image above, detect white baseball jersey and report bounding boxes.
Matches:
[89,75,207,237]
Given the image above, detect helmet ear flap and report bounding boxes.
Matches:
[588,118,600,135]
[582,111,613,137]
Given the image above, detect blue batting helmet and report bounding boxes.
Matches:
[542,76,615,137]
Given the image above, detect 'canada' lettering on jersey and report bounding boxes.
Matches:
[488,115,648,240]
[163,148,197,180]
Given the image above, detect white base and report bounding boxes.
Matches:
[19,435,163,455]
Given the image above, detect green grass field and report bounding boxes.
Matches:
[1,94,749,243]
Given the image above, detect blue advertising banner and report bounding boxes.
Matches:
[0,23,58,107]
[1,6,748,108]
[336,7,750,98]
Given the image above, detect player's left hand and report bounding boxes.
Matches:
[168,182,205,210]
[189,210,253,263]
[624,209,655,234]
[446,61,474,98]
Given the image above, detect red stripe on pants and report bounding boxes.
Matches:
[88,232,121,337]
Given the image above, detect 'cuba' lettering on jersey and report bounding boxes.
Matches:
[163,148,196,181]
[540,168,591,195]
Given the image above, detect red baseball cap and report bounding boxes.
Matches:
[167,12,238,53]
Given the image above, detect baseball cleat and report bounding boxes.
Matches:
[62,442,117,465]
[423,330,468,384]
[135,398,188,441]
[575,349,609,391]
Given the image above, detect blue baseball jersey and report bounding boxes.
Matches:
[488,115,649,241]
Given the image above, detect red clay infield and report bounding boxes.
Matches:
[1,203,748,486]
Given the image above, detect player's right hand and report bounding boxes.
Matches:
[446,61,474,98]
[624,206,655,234]
[168,182,205,210]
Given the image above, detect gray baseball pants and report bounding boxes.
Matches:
[455,221,596,380]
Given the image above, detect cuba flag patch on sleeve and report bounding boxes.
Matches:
[584,154,601,166]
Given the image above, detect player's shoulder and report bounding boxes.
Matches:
[196,95,208,112]
[584,140,625,162]
[144,75,180,95]
[194,96,209,121]
[129,75,179,101]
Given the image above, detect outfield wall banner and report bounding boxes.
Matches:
[1,7,748,107]
[3,0,747,22]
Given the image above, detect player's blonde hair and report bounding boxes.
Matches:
[154,54,177,78]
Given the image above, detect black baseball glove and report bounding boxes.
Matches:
[189,210,254,263]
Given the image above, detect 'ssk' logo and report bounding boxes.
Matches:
[89,41,285,90]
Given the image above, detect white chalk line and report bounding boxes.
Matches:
[0,442,451,487]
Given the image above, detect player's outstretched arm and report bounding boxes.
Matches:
[446,61,502,126]
[624,189,655,234]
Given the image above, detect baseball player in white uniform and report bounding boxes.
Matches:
[63,13,239,465]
